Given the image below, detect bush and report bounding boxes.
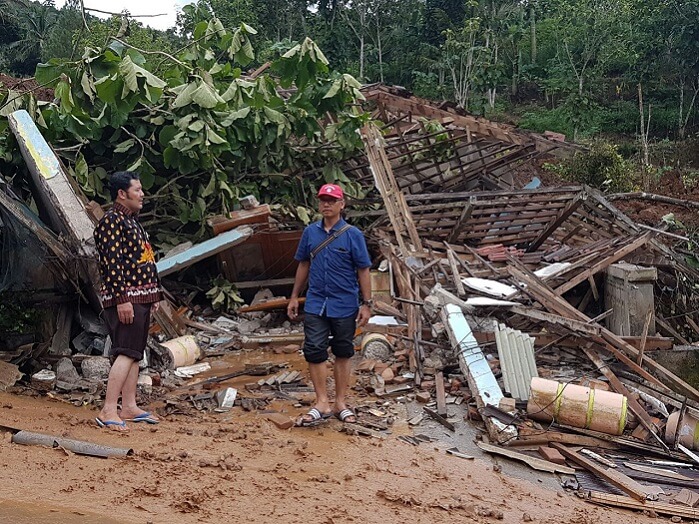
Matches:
[544,140,635,192]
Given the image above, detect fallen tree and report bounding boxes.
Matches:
[0,15,368,249]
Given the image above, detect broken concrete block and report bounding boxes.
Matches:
[56,357,80,385]
[538,446,567,465]
[239,194,260,210]
[31,369,56,391]
[416,391,431,403]
[265,413,294,430]
[81,357,111,381]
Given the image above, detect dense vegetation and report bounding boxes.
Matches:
[2,0,698,141]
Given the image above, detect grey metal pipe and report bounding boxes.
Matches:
[11,430,133,458]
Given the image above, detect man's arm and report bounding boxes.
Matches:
[356,266,372,327]
[287,260,310,320]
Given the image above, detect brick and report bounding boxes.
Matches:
[420,380,435,391]
[416,391,431,403]
[356,359,377,372]
[374,362,389,374]
[264,413,294,430]
[381,367,395,382]
[538,446,567,465]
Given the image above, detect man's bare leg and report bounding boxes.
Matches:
[98,355,133,431]
[119,361,159,421]
[333,357,356,422]
[300,361,332,423]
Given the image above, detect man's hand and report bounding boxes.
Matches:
[356,304,371,328]
[151,302,160,314]
[117,301,134,325]
[287,298,300,320]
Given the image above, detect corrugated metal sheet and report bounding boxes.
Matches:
[495,323,538,401]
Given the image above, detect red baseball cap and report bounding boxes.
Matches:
[317,184,344,200]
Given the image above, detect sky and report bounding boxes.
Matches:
[54,0,191,31]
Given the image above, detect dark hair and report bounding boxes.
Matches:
[109,171,140,201]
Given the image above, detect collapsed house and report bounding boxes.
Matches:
[0,87,697,519]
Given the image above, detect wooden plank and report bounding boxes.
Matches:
[554,232,652,295]
[587,492,699,519]
[509,265,699,406]
[446,198,475,243]
[623,462,694,481]
[637,311,653,366]
[527,193,584,251]
[423,406,455,431]
[581,345,658,435]
[656,316,691,345]
[445,246,465,297]
[238,297,305,313]
[435,371,447,417]
[510,306,601,336]
[550,443,648,501]
[477,442,575,474]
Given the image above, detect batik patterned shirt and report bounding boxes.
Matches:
[94,202,162,308]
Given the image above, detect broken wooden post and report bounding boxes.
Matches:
[8,109,102,310]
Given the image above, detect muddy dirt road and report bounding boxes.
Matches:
[0,385,662,524]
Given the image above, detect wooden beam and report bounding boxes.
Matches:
[586,491,699,519]
[581,346,659,438]
[554,232,652,295]
[477,442,575,474]
[435,371,447,417]
[550,443,648,501]
[510,306,601,336]
[526,193,584,251]
[446,197,475,243]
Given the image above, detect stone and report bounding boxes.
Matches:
[280,344,300,354]
[56,357,80,385]
[31,369,56,392]
[237,318,262,335]
[265,413,294,430]
[0,361,22,391]
[81,357,111,381]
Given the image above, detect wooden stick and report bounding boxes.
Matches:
[550,443,648,501]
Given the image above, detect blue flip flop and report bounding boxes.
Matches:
[95,417,128,430]
[126,412,159,424]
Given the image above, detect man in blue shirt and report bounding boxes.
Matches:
[288,183,372,426]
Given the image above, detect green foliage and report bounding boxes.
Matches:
[0,15,368,247]
[206,276,244,312]
[0,294,38,335]
[544,141,635,192]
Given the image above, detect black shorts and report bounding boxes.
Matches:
[103,303,152,362]
[302,312,357,364]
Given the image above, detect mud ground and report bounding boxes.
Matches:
[0,350,662,524]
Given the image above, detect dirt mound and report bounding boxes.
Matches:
[0,73,54,101]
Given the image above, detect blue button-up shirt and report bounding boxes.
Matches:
[294,218,372,318]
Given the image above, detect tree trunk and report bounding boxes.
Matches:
[638,83,651,189]
[376,11,384,83]
[530,5,536,64]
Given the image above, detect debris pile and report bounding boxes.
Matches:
[0,86,697,520]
